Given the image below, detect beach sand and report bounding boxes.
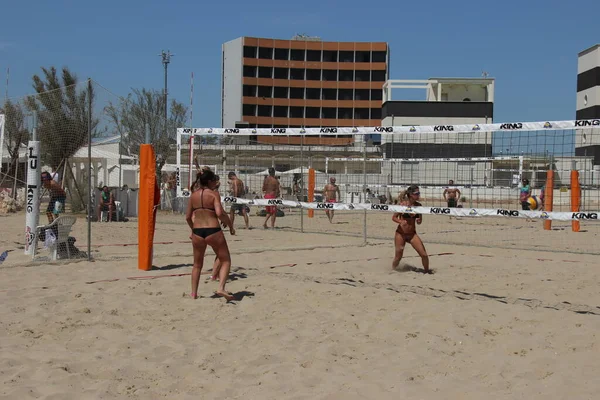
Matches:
[1,209,600,399]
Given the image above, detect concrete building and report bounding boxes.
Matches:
[575,44,600,165]
[221,35,389,146]
[379,78,495,158]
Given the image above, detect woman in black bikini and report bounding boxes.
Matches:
[392,185,430,273]
[186,169,235,300]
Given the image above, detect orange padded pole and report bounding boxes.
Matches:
[543,170,554,231]
[138,144,160,270]
[571,170,580,232]
[308,168,315,218]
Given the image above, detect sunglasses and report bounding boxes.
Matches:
[412,191,421,195]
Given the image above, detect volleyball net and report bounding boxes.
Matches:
[171,120,600,254]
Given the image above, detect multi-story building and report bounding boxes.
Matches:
[576,44,600,165]
[221,35,389,145]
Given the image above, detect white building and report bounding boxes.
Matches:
[575,44,600,166]
[378,78,495,150]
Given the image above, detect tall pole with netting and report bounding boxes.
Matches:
[159,50,173,139]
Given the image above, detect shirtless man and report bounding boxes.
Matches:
[323,177,341,223]
[228,172,249,229]
[262,167,280,229]
[41,171,66,224]
[443,180,461,208]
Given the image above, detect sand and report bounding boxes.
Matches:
[1,209,600,399]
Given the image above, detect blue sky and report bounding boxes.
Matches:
[0,0,599,131]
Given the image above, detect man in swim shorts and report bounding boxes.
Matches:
[41,171,66,224]
[323,177,340,223]
[262,167,280,229]
[228,171,250,229]
[443,179,461,208]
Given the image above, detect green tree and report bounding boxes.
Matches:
[0,100,30,197]
[25,67,98,170]
[104,88,188,173]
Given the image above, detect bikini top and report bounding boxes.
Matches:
[192,189,216,213]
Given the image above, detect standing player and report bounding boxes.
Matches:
[323,177,341,223]
[443,179,461,208]
[262,167,280,229]
[228,171,250,229]
[520,178,532,210]
[392,185,430,274]
[41,171,66,224]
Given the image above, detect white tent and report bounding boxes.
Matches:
[280,167,325,175]
[253,168,283,176]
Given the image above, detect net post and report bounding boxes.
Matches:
[362,134,367,246]
[308,168,315,218]
[300,133,304,232]
[175,128,182,198]
[543,169,554,230]
[24,112,40,256]
[87,81,92,261]
[571,161,580,232]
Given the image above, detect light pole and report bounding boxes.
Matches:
[159,50,173,137]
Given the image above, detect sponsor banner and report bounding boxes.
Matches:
[177,119,600,136]
[220,197,599,221]
[25,141,41,255]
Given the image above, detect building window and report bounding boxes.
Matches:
[290,49,305,61]
[338,89,353,101]
[338,108,353,119]
[274,48,289,60]
[243,46,257,58]
[243,85,257,97]
[257,86,272,98]
[355,89,370,100]
[339,70,353,82]
[257,105,272,117]
[322,108,336,119]
[306,88,320,100]
[290,68,305,80]
[258,67,273,78]
[371,70,386,82]
[242,104,256,116]
[305,107,320,119]
[306,50,321,61]
[306,69,321,81]
[243,65,257,78]
[354,108,369,120]
[258,47,273,59]
[274,68,288,80]
[273,106,288,118]
[322,70,337,81]
[370,89,382,101]
[290,87,304,99]
[273,87,289,99]
[355,70,370,82]
[339,51,354,62]
[323,50,337,62]
[289,107,303,118]
[372,51,387,63]
[322,89,337,100]
[370,108,382,120]
[355,51,370,62]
